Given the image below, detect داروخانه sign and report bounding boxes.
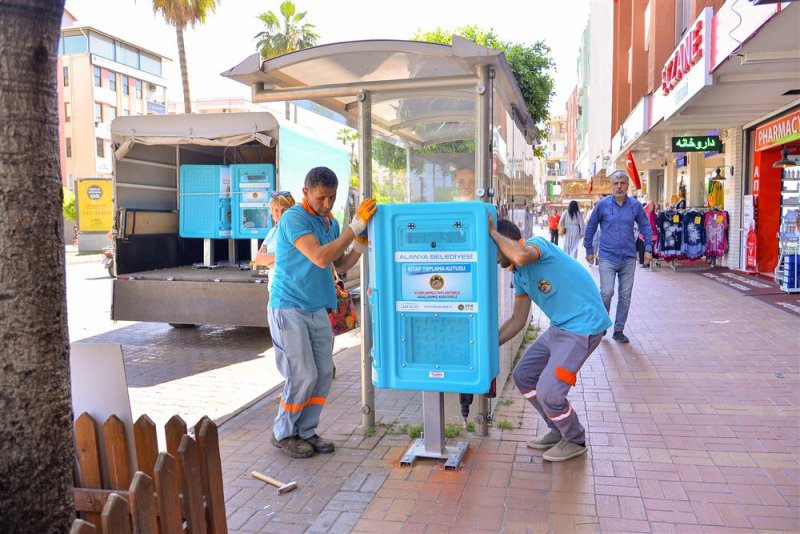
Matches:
[671,135,721,152]
[754,108,800,152]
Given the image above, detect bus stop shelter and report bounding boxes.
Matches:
[222,37,539,441]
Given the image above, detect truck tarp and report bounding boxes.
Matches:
[111,112,279,160]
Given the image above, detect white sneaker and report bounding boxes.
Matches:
[526,430,562,450]
[542,439,587,462]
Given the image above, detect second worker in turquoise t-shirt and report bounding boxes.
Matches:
[490,216,612,463]
[267,166,376,459]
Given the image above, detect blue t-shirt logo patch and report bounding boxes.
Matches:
[537,279,552,294]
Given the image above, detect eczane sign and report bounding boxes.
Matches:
[652,8,713,123]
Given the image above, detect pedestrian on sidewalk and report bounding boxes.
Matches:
[489,216,612,462]
[548,208,561,245]
[559,200,585,258]
[583,171,653,343]
[268,167,376,458]
[636,200,658,267]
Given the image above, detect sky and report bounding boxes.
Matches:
[64,0,591,114]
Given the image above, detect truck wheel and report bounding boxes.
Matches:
[168,323,196,329]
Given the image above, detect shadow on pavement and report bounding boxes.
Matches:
[77,323,272,387]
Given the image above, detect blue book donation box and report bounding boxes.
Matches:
[231,163,276,239]
[368,202,499,394]
[178,165,232,238]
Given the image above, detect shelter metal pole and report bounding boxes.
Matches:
[405,147,413,203]
[358,90,375,429]
[475,64,491,437]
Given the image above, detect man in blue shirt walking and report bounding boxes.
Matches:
[583,171,653,343]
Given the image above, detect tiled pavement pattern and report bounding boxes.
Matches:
[217,261,800,533]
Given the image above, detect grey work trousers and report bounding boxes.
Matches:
[268,306,334,441]
[512,326,603,444]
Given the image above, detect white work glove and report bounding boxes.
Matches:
[348,198,377,237]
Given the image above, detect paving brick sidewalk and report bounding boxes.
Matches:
[217,263,800,533]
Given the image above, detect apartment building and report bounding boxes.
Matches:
[58,11,170,188]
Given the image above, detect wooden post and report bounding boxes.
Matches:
[165,415,187,485]
[101,493,131,534]
[74,413,103,531]
[129,472,158,533]
[103,415,132,490]
[199,419,228,533]
[133,415,158,478]
[178,435,207,533]
[154,452,183,534]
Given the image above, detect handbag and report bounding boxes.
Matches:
[328,275,359,335]
[558,223,566,236]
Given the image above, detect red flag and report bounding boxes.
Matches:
[626,151,642,189]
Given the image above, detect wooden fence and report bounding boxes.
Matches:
[70,413,227,533]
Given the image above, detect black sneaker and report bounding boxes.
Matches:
[612,331,630,343]
[271,433,314,458]
[304,434,335,454]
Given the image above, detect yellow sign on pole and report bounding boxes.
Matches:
[76,179,113,232]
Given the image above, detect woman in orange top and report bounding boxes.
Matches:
[548,209,561,245]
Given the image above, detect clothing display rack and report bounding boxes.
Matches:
[654,207,729,271]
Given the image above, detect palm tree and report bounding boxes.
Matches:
[255,1,319,119]
[255,1,319,59]
[0,1,75,530]
[152,0,219,113]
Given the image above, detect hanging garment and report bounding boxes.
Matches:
[707,180,724,209]
[705,210,729,258]
[683,210,707,259]
[657,210,683,258]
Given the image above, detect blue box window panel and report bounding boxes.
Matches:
[369,201,498,394]
[405,315,472,366]
[179,165,231,238]
[231,163,276,239]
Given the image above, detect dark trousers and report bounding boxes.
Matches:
[549,229,559,245]
[636,239,645,264]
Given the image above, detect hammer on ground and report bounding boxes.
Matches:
[251,470,298,495]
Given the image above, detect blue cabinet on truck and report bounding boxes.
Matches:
[368,202,499,394]
[178,165,232,238]
[231,163,276,239]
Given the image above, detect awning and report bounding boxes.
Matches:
[110,112,279,159]
[221,37,538,148]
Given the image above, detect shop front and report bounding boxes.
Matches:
[746,107,800,277]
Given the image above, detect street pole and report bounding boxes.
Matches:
[358,90,375,429]
[475,64,492,437]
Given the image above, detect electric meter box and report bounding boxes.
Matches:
[231,163,276,239]
[178,165,232,239]
[368,201,499,394]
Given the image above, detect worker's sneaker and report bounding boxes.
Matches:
[270,434,314,458]
[304,434,335,454]
[526,430,562,450]
[542,439,587,462]
[612,331,630,343]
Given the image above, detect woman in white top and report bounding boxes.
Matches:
[559,200,585,258]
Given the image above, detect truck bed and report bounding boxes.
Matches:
[112,264,270,327]
[119,264,266,283]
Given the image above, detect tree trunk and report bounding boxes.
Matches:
[176,25,192,113]
[0,1,75,531]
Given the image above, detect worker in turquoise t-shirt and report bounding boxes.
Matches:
[268,166,376,459]
[489,216,612,462]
